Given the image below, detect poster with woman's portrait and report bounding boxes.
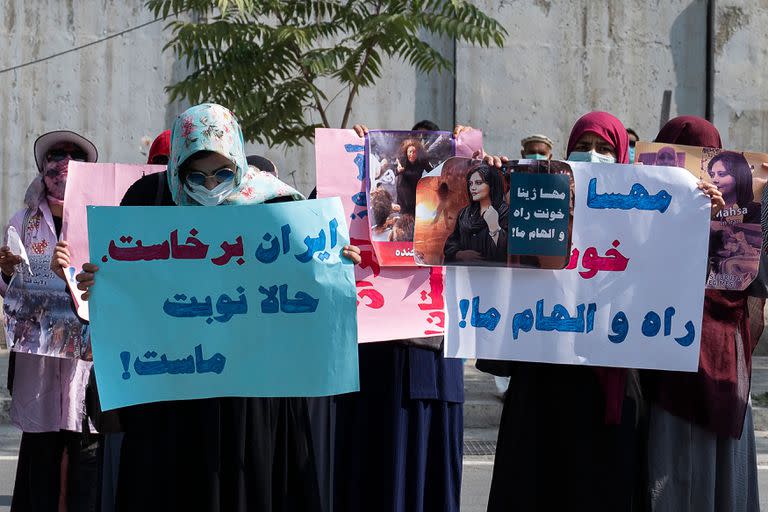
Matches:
[413,157,574,268]
[707,223,762,290]
[365,130,455,266]
[636,141,768,291]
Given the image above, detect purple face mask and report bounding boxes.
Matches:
[43,159,69,200]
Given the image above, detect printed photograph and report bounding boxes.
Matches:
[366,130,455,265]
[635,141,768,290]
[413,157,573,268]
[707,223,762,291]
[636,145,686,168]
[3,254,91,359]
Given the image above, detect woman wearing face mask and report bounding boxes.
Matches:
[643,116,762,512]
[443,162,508,263]
[0,130,101,511]
[481,111,724,511]
[484,112,639,512]
[71,104,362,512]
[565,111,627,164]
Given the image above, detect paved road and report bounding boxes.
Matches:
[0,427,765,511]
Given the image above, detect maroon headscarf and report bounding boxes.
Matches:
[565,112,630,425]
[654,115,722,148]
[147,130,171,165]
[651,115,758,438]
[566,111,630,164]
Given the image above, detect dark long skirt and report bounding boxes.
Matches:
[306,396,333,512]
[487,362,638,512]
[115,397,321,512]
[12,431,101,512]
[334,342,464,512]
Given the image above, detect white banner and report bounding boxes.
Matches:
[445,162,710,372]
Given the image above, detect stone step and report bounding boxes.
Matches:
[463,361,503,429]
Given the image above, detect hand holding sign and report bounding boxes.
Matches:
[51,241,71,281]
[697,180,724,218]
[76,263,99,301]
[0,246,22,277]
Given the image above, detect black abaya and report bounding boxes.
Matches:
[113,173,322,512]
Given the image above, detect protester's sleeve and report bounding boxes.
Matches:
[443,211,464,262]
[486,209,508,262]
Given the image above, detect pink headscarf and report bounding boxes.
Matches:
[655,115,722,148]
[566,111,630,164]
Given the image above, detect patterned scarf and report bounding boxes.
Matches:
[167,103,304,206]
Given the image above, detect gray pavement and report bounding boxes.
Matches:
[1,354,768,510]
[0,427,764,511]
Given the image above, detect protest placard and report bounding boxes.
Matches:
[62,162,166,320]
[87,198,359,410]
[636,141,768,291]
[365,130,455,266]
[2,248,90,359]
[315,128,446,341]
[446,162,710,371]
[414,158,574,268]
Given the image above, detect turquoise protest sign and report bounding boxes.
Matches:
[87,197,359,410]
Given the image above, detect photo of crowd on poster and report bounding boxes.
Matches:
[366,130,454,265]
[3,253,91,359]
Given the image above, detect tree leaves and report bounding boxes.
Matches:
[145,0,507,146]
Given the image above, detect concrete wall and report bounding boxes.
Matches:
[456,0,710,158]
[1,0,767,231]
[713,0,768,151]
[0,1,191,227]
[0,1,454,227]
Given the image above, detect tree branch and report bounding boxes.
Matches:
[339,44,374,129]
[275,11,331,128]
[300,65,331,128]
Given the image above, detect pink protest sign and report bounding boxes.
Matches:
[455,128,483,158]
[62,162,165,320]
[315,128,444,342]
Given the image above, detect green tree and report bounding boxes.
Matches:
[147,0,506,146]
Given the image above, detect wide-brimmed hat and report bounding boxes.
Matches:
[34,130,98,172]
[246,155,278,176]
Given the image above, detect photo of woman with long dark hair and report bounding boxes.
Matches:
[708,150,759,222]
[443,163,508,263]
[395,138,432,216]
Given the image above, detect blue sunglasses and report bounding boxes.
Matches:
[185,167,236,187]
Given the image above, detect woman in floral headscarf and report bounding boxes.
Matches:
[74,104,361,512]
